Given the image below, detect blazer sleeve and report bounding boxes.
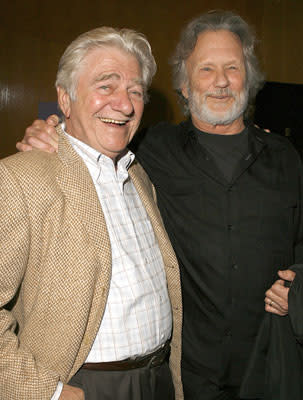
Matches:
[0,162,59,400]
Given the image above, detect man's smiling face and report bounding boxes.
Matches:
[57,45,144,160]
[182,29,247,131]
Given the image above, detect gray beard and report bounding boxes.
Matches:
[188,87,248,126]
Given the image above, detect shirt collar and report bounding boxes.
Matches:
[61,122,135,171]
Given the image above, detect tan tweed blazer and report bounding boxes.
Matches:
[0,128,183,400]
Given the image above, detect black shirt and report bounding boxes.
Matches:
[193,126,248,182]
[131,120,303,396]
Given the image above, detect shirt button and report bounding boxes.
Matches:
[232,264,238,270]
[225,329,232,337]
[227,224,234,231]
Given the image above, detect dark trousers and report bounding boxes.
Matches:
[182,368,261,400]
[68,360,174,400]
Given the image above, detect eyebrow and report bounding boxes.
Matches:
[95,73,120,82]
[199,59,241,65]
[94,73,144,87]
[132,78,145,87]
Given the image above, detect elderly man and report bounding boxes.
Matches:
[1,27,183,400]
[19,11,303,400]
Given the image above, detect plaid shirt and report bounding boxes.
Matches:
[67,132,172,362]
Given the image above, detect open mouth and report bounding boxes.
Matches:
[99,117,128,126]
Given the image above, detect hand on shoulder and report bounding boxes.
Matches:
[16,114,60,153]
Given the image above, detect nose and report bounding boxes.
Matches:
[214,69,229,88]
[111,90,134,116]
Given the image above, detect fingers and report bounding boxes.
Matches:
[278,269,296,282]
[26,119,58,141]
[22,118,59,152]
[27,135,57,153]
[265,295,288,314]
[264,300,287,316]
[16,141,33,152]
[18,115,59,154]
[265,279,289,316]
[46,114,60,126]
[42,115,60,145]
[264,269,296,316]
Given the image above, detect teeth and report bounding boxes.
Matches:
[99,118,127,125]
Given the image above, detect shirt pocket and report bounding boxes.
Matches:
[257,189,297,244]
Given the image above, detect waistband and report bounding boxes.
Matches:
[81,341,170,371]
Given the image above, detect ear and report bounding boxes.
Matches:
[57,86,71,118]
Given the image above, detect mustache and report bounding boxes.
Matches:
[204,88,236,97]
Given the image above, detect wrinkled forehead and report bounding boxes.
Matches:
[190,29,244,62]
[78,44,143,80]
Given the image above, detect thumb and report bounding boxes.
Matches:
[278,269,296,282]
[46,114,59,126]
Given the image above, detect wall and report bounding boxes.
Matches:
[1,0,302,157]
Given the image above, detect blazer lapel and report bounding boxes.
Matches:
[129,161,182,314]
[56,127,112,377]
[129,161,177,267]
[129,161,183,387]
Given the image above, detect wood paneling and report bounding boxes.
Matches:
[1,0,302,157]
